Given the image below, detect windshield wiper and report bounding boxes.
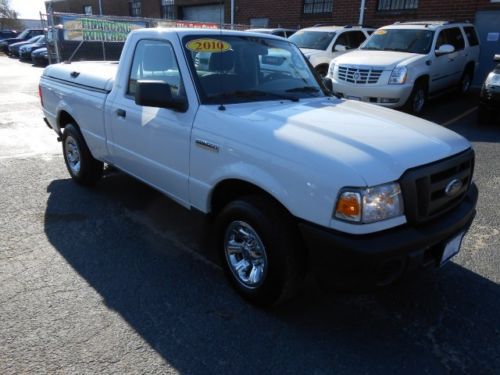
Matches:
[285,86,320,93]
[233,90,299,102]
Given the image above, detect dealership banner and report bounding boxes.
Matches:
[62,17,146,42]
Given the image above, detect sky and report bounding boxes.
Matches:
[10,0,47,19]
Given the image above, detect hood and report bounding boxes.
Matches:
[201,98,470,187]
[333,50,423,70]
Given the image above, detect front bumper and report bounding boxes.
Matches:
[331,78,413,108]
[299,183,478,289]
[479,85,500,113]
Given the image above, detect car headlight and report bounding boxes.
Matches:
[328,62,336,77]
[485,72,500,87]
[335,182,404,223]
[389,66,408,85]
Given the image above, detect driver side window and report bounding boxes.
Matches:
[127,39,186,99]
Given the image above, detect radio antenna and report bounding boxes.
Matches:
[217,0,226,111]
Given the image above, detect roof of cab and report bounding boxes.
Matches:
[129,27,286,41]
[379,21,473,31]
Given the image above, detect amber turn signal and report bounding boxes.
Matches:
[335,192,361,222]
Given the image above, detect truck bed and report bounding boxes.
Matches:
[43,61,119,92]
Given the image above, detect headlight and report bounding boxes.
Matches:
[485,72,500,87]
[328,62,336,77]
[335,182,404,223]
[389,66,408,85]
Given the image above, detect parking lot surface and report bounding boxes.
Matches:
[1,55,499,374]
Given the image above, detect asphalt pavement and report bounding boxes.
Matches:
[0,55,499,374]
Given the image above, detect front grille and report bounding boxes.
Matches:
[400,149,475,224]
[337,65,383,84]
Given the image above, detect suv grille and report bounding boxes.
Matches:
[399,149,475,224]
[337,65,383,84]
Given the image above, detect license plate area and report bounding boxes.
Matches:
[440,231,465,266]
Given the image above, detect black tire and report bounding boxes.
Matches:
[477,105,495,124]
[403,81,427,114]
[459,69,473,94]
[215,195,306,307]
[62,123,103,186]
[315,65,329,78]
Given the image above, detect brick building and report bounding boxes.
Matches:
[46,0,229,22]
[235,0,500,28]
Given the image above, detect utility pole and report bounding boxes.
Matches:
[359,0,366,25]
[231,0,234,29]
[98,0,103,15]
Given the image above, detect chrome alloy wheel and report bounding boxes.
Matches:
[65,135,81,175]
[413,88,425,113]
[224,221,268,289]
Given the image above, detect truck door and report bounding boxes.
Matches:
[106,39,195,206]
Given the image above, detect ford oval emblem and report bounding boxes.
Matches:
[445,179,463,197]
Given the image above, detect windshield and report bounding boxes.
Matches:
[17,30,30,39]
[288,31,336,50]
[362,29,435,54]
[183,35,327,105]
[27,36,42,44]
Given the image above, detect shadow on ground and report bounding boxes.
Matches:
[43,172,500,374]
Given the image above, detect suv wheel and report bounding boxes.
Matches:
[404,82,426,114]
[215,195,306,307]
[459,70,473,94]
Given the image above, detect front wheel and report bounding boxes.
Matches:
[62,123,103,186]
[404,82,427,114]
[215,195,306,307]
[459,70,473,94]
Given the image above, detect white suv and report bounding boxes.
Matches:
[289,25,374,77]
[327,21,480,113]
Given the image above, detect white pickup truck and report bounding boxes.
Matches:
[40,28,478,306]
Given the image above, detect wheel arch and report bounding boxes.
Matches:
[210,178,293,219]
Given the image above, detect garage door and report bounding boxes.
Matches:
[474,10,500,86]
[181,4,224,23]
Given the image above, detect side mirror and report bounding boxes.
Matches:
[323,77,333,92]
[435,44,455,56]
[135,81,187,112]
[334,44,347,52]
[494,54,500,62]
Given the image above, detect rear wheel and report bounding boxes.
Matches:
[216,195,306,307]
[62,123,103,186]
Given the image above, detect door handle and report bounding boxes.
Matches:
[116,109,126,118]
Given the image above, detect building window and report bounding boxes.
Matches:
[161,0,175,19]
[83,5,93,15]
[303,0,333,14]
[378,0,418,11]
[129,0,142,17]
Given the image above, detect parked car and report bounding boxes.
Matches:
[246,28,296,38]
[327,21,480,114]
[31,47,49,66]
[0,30,18,41]
[478,54,500,123]
[19,36,46,60]
[289,25,374,77]
[9,35,44,57]
[0,28,44,55]
[40,29,477,307]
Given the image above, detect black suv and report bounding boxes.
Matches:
[478,54,500,124]
[0,29,44,55]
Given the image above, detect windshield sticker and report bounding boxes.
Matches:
[374,30,387,35]
[186,38,231,53]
